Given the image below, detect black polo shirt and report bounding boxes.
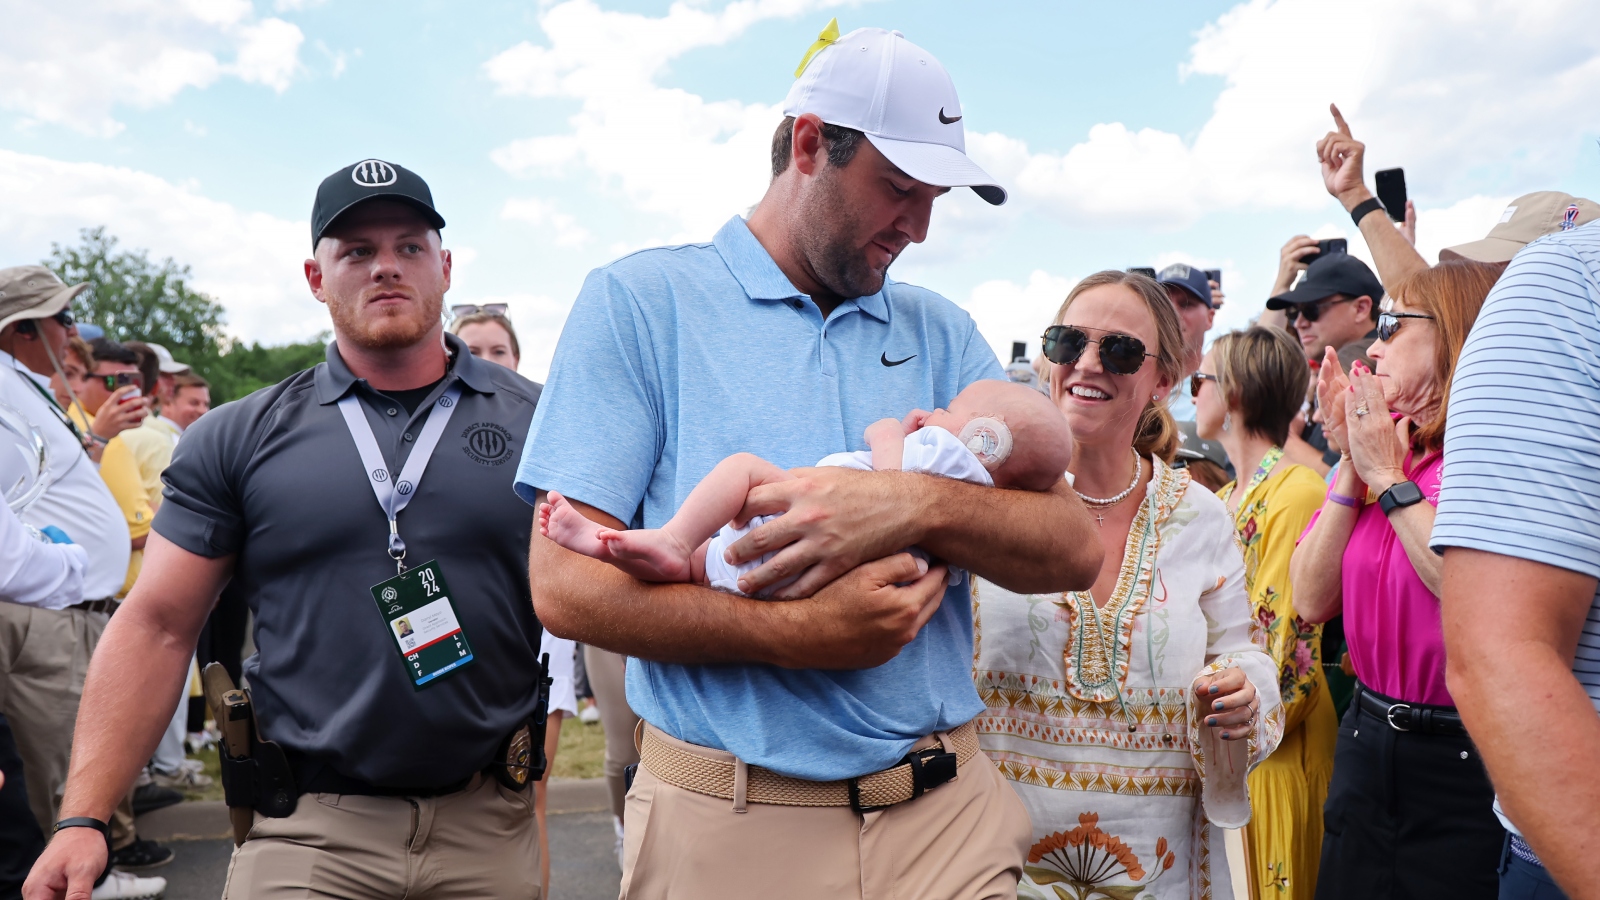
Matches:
[153,333,542,787]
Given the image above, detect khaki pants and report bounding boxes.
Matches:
[621,725,1032,900]
[583,646,640,821]
[222,773,541,899]
[0,603,108,832]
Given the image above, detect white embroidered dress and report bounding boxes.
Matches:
[974,457,1283,900]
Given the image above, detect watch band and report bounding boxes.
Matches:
[53,817,113,884]
[1378,480,1425,516]
[1350,197,1386,227]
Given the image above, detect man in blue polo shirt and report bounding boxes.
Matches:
[519,23,1100,899]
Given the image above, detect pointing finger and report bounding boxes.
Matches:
[1331,103,1351,136]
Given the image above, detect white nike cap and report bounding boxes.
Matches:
[782,24,1006,206]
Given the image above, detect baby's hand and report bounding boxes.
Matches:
[900,409,932,434]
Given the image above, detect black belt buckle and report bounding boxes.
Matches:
[850,746,958,814]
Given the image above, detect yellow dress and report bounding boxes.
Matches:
[1220,462,1336,900]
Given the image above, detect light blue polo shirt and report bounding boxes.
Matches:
[516,216,1002,780]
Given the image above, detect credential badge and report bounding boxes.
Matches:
[382,587,398,602]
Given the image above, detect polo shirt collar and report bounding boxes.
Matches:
[712,216,890,323]
[314,331,497,405]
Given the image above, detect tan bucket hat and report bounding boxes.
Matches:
[0,266,87,333]
[1441,192,1600,263]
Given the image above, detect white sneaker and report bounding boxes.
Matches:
[578,703,600,725]
[92,870,166,899]
[151,761,213,790]
[614,815,625,869]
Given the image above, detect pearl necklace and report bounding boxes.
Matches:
[1075,449,1143,525]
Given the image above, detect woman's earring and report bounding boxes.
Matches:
[1223,412,1232,432]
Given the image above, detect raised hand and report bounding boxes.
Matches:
[1315,347,1352,455]
[1316,103,1369,208]
[1274,235,1321,297]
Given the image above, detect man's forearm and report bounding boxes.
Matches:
[1343,187,1427,290]
[914,478,1101,594]
[58,607,198,820]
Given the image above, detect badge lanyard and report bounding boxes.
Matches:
[337,384,463,573]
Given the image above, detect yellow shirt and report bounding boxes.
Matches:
[118,417,178,510]
[68,406,152,596]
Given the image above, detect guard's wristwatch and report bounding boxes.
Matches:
[1378,480,1425,516]
[53,816,113,883]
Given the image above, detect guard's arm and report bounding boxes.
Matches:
[727,467,1101,599]
[528,491,949,669]
[1443,548,1600,895]
[25,536,231,899]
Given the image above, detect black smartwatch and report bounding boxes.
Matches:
[1350,196,1386,227]
[1378,480,1425,516]
[53,817,113,884]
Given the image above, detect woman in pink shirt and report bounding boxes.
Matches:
[1290,260,1501,899]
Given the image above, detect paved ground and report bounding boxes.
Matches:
[140,780,621,900]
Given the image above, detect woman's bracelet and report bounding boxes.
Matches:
[1326,489,1361,509]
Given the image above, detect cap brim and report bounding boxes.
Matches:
[0,282,86,333]
[1159,280,1214,309]
[314,194,447,246]
[865,135,1007,206]
[157,361,190,374]
[1439,236,1526,264]
[1265,282,1337,310]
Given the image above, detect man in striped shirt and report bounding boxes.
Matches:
[1434,219,1600,900]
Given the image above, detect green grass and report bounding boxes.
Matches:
[178,713,609,804]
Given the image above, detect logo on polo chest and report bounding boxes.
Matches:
[881,352,917,367]
[462,422,515,465]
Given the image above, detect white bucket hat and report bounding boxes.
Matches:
[782,22,1006,206]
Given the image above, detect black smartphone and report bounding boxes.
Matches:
[1203,268,1222,288]
[1128,267,1156,279]
[1374,168,1406,222]
[1303,238,1348,266]
[1011,341,1028,364]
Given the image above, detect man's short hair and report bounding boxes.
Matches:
[770,116,867,179]
[174,372,209,393]
[88,337,139,368]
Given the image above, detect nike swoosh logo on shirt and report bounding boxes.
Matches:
[881,352,916,367]
[938,108,962,125]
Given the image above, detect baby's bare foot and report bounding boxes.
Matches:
[542,492,610,559]
[594,529,695,583]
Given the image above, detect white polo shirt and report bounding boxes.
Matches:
[1,350,130,600]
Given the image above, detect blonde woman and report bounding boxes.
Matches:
[975,271,1282,900]
[1194,326,1334,899]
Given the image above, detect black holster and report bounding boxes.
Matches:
[493,651,553,791]
[218,727,298,818]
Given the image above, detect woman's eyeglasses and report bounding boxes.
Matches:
[1189,372,1219,398]
[1284,296,1355,324]
[450,303,508,318]
[1040,325,1152,376]
[1376,311,1434,342]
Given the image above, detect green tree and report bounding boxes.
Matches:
[43,227,328,403]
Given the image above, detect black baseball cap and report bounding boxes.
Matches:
[1266,254,1384,310]
[311,159,446,249]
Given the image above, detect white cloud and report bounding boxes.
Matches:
[501,198,593,248]
[0,149,323,346]
[0,2,306,136]
[970,0,1600,228]
[485,0,854,240]
[962,270,1080,366]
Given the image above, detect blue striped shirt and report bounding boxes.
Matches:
[1432,221,1600,715]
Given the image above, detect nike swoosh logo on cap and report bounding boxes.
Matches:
[938,108,962,125]
[881,352,916,367]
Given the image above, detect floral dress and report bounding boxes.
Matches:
[974,456,1283,900]
[1221,463,1337,900]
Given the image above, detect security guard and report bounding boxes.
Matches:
[25,160,546,900]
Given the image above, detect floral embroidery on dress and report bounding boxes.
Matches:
[1022,814,1177,900]
[1250,588,1321,706]
[1058,460,1188,703]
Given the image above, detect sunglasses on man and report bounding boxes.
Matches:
[450,303,509,318]
[1283,296,1354,325]
[88,372,141,393]
[1376,311,1433,342]
[1040,325,1153,376]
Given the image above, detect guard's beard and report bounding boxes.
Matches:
[328,292,443,352]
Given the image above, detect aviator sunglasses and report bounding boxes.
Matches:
[1040,325,1153,376]
[1376,311,1434,342]
[450,303,509,318]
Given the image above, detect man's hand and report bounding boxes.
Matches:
[769,553,949,669]
[23,827,106,900]
[1207,279,1226,310]
[90,386,149,441]
[1273,235,1321,297]
[1317,103,1372,211]
[729,466,914,599]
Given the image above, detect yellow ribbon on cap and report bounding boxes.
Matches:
[793,18,840,77]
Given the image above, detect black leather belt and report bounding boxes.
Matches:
[1356,684,1467,737]
[284,749,475,798]
[69,598,118,614]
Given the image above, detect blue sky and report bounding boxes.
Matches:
[5,0,1600,379]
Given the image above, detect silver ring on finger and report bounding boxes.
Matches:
[1354,405,1370,417]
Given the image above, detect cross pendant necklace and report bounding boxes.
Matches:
[1095,512,1106,526]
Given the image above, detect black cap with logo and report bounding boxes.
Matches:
[1266,254,1384,310]
[311,159,446,249]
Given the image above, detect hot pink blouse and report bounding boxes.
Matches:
[1305,451,1449,706]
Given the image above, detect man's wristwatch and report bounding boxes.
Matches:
[53,816,114,883]
[1350,196,1385,227]
[1378,480,1425,516]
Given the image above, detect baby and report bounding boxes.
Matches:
[538,379,1073,597]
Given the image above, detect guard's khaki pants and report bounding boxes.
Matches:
[620,726,1033,900]
[222,773,541,899]
[0,603,107,832]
